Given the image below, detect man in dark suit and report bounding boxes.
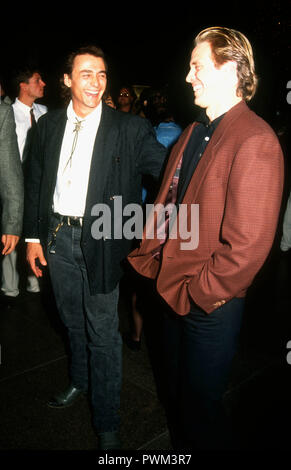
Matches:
[24,45,166,450]
[128,27,284,450]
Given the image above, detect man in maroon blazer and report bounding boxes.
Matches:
[128,27,284,450]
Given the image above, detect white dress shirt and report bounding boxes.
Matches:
[26,101,102,244]
[53,100,102,217]
[12,98,47,160]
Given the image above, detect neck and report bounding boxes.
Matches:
[119,104,131,113]
[72,102,98,119]
[18,94,35,108]
[206,96,242,122]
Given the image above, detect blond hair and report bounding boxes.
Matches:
[195,27,258,101]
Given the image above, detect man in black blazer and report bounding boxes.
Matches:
[24,45,166,450]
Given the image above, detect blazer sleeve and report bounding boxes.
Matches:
[0,105,24,236]
[187,130,284,313]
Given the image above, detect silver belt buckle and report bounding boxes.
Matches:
[67,216,82,226]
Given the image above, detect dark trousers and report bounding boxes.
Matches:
[162,297,244,450]
[47,217,122,432]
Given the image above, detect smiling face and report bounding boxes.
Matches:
[64,54,107,117]
[186,41,240,120]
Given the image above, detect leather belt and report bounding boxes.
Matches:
[53,212,83,227]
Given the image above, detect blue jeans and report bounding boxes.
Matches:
[47,216,122,432]
[162,297,244,450]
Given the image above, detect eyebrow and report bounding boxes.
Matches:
[80,69,107,75]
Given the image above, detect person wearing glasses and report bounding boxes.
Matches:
[117,85,137,113]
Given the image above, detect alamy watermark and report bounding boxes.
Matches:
[91,196,199,250]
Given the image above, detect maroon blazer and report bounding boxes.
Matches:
[128,101,284,315]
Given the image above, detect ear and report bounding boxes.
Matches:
[221,60,237,74]
[221,61,238,86]
[19,82,27,92]
[223,61,238,79]
[64,74,72,88]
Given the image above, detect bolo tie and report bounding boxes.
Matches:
[62,118,84,175]
[48,118,85,254]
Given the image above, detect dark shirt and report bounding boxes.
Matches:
[151,111,225,259]
[177,112,225,203]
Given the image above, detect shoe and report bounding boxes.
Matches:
[123,333,141,351]
[98,431,121,450]
[47,384,86,408]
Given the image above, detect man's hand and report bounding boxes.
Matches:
[26,242,47,277]
[1,234,20,255]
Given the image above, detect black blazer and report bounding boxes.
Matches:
[23,104,166,294]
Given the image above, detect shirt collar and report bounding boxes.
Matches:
[196,109,226,129]
[67,100,102,126]
[15,97,34,113]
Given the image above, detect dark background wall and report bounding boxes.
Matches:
[1,2,290,129]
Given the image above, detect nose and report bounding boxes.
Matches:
[186,69,192,83]
[91,74,101,88]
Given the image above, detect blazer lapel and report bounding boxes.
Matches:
[84,105,119,218]
[181,101,248,204]
[45,110,67,204]
[155,124,195,205]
